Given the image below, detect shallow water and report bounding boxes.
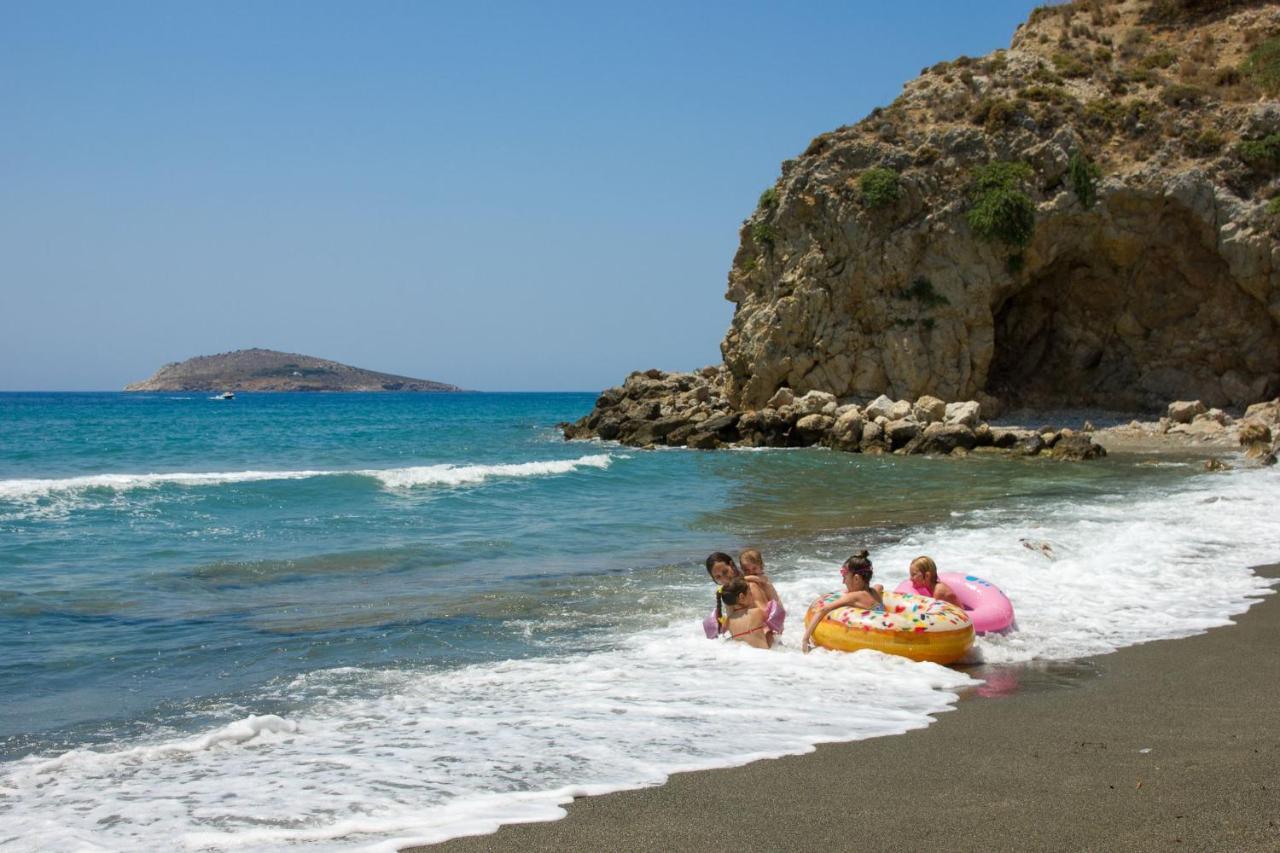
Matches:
[0,392,1276,850]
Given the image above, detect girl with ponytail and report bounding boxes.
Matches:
[801,550,885,653]
[717,578,772,648]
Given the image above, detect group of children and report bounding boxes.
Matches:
[704,550,958,653]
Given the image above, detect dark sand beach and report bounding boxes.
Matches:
[415,565,1280,853]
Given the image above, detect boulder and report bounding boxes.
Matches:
[1167,400,1206,424]
[665,423,698,446]
[796,413,835,442]
[767,388,796,409]
[885,419,921,449]
[796,390,838,415]
[860,420,886,451]
[1183,419,1225,438]
[1014,433,1047,456]
[944,401,981,428]
[912,395,947,424]
[989,427,1024,449]
[829,410,865,450]
[595,388,624,409]
[699,413,741,438]
[629,415,689,445]
[864,394,896,421]
[913,422,978,454]
[1049,433,1106,461]
[1244,398,1280,425]
[687,431,722,450]
[1239,420,1272,447]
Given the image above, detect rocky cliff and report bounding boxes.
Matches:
[724,0,1279,412]
[124,349,460,392]
[565,0,1280,455]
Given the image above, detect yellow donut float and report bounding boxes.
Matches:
[804,591,974,664]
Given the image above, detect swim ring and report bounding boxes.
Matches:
[803,592,974,664]
[894,573,1015,634]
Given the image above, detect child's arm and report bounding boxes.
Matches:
[742,576,774,609]
[801,593,855,653]
[932,581,961,606]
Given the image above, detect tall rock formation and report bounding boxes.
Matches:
[722,0,1279,411]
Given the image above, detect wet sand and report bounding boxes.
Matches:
[411,564,1280,852]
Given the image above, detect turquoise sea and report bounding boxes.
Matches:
[1,391,1276,850]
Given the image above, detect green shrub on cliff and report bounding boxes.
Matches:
[966,161,1036,247]
[1237,134,1280,174]
[1068,151,1101,209]
[1244,34,1280,96]
[901,277,949,308]
[971,97,1021,131]
[1160,83,1206,106]
[750,221,776,248]
[1052,51,1090,78]
[1139,48,1177,69]
[1268,197,1280,217]
[758,186,778,209]
[859,167,900,208]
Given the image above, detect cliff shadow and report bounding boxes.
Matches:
[987,196,1279,411]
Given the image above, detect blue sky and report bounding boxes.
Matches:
[1,1,1043,391]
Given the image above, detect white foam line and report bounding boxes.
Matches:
[0,455,619,501]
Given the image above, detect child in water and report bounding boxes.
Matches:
[717,578,772,649]
[739,548,785,635]
[801,550,885,654]
[703,551,781,640]
[908,555,960,606]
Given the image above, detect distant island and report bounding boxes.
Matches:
[124,348,461,392]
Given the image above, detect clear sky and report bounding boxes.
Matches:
[1,1,1044,391]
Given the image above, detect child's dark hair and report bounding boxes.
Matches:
[716,578,751,628]
[720,578,750,606]
[704,552,736,576]
[842,549,873,580]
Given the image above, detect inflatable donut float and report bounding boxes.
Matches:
[804,591,974,664]
[894,573,1015,634]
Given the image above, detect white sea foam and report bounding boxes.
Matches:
[366,454,615,488]
[0,454,618,505]
[0,632,971,852]
[1,466,1277,851]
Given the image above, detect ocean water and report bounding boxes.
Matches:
[0,391,1276,851]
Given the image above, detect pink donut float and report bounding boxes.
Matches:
[894,572,1015,634]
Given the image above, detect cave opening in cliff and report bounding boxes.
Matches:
[985,203,1279,412]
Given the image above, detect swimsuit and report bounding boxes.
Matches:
[731,624,766,639]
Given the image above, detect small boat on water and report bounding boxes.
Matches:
[216,391,235,400]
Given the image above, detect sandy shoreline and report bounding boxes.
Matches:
[412,564,1280,853]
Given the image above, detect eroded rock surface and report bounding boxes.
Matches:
[722,0,1280,411]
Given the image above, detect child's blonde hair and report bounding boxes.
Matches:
[910,555,938,583]
[738,548,763,571]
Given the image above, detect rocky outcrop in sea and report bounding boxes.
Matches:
[125,348,460,392]
[562,367,1107,459]
[565,0,1280,457]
